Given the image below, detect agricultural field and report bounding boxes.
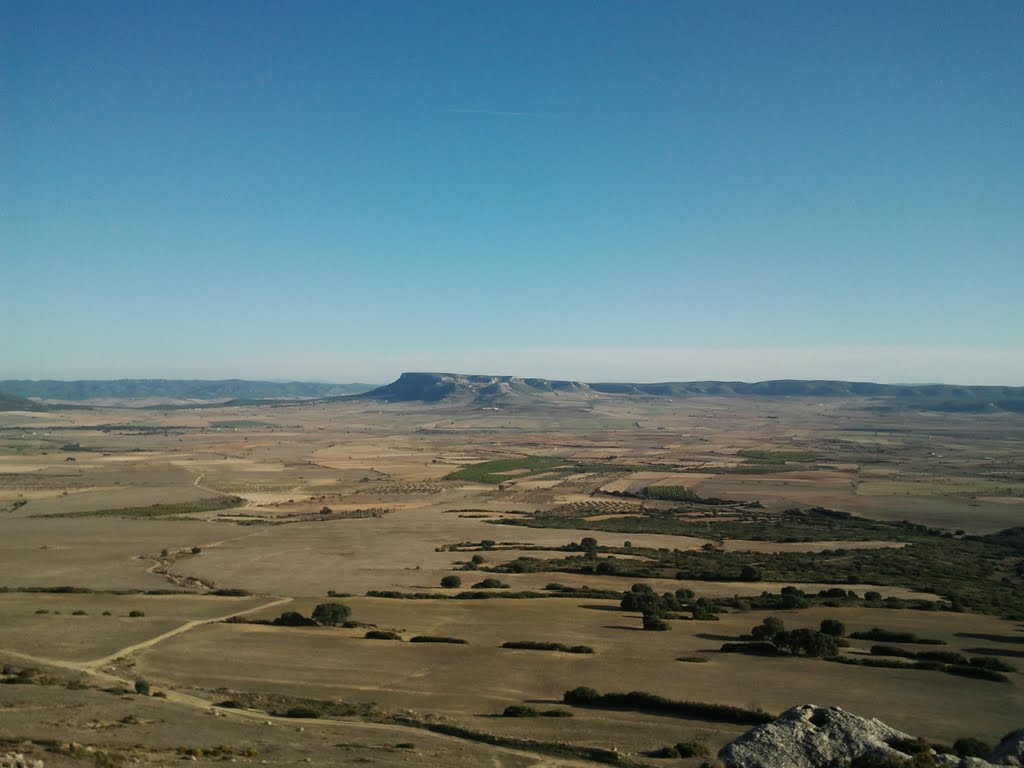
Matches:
[1,392,1023,766]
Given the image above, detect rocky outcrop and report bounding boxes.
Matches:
[0,754,44,768]
[990,730,1024,766]
[718,705,923,768]
[717,705,1018,768]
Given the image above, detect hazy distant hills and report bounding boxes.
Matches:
[0,379,373,404]
[2,374,1022,413]
[0,389,46,412]
[358,372,1024,412]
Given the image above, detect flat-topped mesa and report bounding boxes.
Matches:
[355,372,1024,409]
[356,373,591,404]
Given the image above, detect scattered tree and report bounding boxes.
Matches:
[440,575,462,588]
[820,619,846,636]
[311,602,351,626]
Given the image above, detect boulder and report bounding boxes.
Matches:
[717,704,1002,768]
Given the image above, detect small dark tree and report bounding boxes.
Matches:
[273,611,316,627]
[777,628,839,658]
[750,617,786,641]
[740,565,763,581]
[134,679,150,695]
[953,738,991,758]
[820,619,845,637]
[579,536,599,554]
[440,575,462,588]
[311,602,351,626]
[470,554,485,565]
[642,614,670,631]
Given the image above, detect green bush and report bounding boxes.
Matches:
[820,619,846,636]
[365,630,402,640]
[675,741,709,758]
[272,611,316,627]
[642,615,670,631]
[128,610,145,618]
[502,705,538,717]
[311,602,351,626]
[953,738,991,758]
[134,679,150,695]
[282,707,319,718]
[440,575,462,588]
[471,578,507,589]
[409,636,468,644]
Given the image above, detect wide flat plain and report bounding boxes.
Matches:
[2,393,1023,766]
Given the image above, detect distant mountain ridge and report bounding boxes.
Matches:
[0,389,46,412]
[0,379,374,403]
[358,372,1024,411]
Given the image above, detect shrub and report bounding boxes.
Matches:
[969,656,1014,672]
[864,591,883,601]
[776,629,839,658]
[128,610,145,618]
[282,707,319,718]
[472,578,507,589]
[820,619,846,636]
[750,617,786,641]
[945,665,1010,683]
[675,741,709,758]
[72,610,88,615]
[502,641,561,651]
[721,642,783,656]
[471,554,485,565]
[365,630,402,640]
[134,679,150,695]
[642,615,670,631]
[311,602,351,626]
[953,738,991,758]
[440,575,462,588]
[410,636,468,644]
[272,611,316,627]
[740,565,763,581]
[502,705,538,717]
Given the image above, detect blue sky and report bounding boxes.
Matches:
[3,1,1022,384]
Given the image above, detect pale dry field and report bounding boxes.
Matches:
[2,395,1023,766]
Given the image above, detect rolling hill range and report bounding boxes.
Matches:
[0,379,374,405]
[0,389,46,412]
[2,374,1022,413]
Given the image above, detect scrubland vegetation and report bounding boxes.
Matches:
[2,390,1022,766]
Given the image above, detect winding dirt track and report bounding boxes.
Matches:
[0,595,596,768]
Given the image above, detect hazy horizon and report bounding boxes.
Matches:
[4,2,1022,385]
[4,343,1024,388]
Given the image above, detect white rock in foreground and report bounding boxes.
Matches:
[718,704,1004,768]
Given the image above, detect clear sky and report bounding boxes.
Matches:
[3,1,1022,384]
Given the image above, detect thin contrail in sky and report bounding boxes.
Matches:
[445,108,553,118]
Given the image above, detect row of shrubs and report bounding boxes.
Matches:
[502,641,594,654]
[562,687,774,725]
[829,655,1011,683]
[869,645,1014,671]
[849,627,944,644]
[365,587,623,600]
